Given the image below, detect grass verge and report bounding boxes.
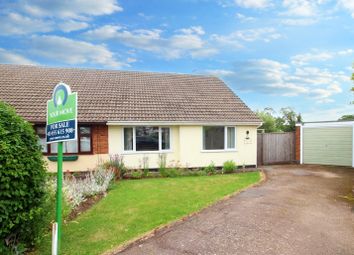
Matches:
[36,172,261,255]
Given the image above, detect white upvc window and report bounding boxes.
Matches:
[123,126,171,152]
[202,126,236,151]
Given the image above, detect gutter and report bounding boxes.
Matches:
[106,121,263,126]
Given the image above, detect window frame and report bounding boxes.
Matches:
[122,126,172,153]
[35,125,93,155]
[201,126,237,152]
[78,126,93,154]
[35,126,48,153]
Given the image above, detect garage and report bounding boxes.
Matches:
[298,121,354,167]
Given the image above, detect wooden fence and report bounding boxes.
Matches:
[257,132,295,166]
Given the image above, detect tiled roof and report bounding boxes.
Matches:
[0,64,260,124]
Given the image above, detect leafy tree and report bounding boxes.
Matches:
[339,114,354,121]
[279,107,301,132]
[257,107,301,133]
[0,101,47,253]
[256,108,280,133]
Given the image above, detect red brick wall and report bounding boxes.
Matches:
[295,126,301,163]
[92,125,108,154]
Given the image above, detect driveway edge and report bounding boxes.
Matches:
[103,171,267,255]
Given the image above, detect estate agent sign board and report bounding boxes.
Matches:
[46,82,77,255]
[47,83,77,143]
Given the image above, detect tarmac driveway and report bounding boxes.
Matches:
[118,165,354,255]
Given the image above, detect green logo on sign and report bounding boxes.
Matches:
[47,83,77,125]
[53,84,68,107]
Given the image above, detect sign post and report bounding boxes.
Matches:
[46,83,77,255]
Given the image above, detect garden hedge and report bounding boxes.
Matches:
[0,101,47,253]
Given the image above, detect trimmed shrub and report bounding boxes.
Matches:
[196,170,207,176]
[131,170,144,179]
[0,101,47,252]
[164,168,180,178]
[223,160,237,173]
[203,162,216,175]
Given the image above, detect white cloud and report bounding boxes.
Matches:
[338,0,354,18]
[0,1,121,35]
[0,48,36,65]
[210,34,243,48]
[84,25,125,40]
[138,13,153,20]
[31,35,125,68]
[190,48,219,58]
[0,12,53,35]
[20,0,122,19]
[291,66,346,102]
[235,13,256,22]
[291,51,333,65]
[203,69,235,76]
[84,25,217,59]
[281,18,317,25]
[282,0,318,17]
[234,27,282,42]
[58,20,89,32]
[177,26,205,35]
[235,0,271,9]
[211,27,282,47]
[204,58,347,103]
[280,1,333,25]
[338,49,354,56]
[291,49,354,65]
[0,13,91,35]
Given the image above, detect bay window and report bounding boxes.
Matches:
[35,125,92,154]
[123,126,171,152]
[203,126,236,150]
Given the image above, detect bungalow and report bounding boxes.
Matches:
[0,64,261,172]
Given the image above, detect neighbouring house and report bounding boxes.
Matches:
[295,121,354,167]
[0,64,261,172]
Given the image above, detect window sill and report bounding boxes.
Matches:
[44,152,93,156]
[122,150,172,155]
[201,149,237,153]
[47,155,79,161]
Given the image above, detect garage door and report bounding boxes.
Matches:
[303,126,353,166]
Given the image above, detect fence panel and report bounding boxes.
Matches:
[257,132,295,165]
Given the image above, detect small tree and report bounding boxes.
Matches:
[278,107,299,132]
[0,101,47,253]
[339,114,354,121]
[256,108,280,133]
[257,107,301,133]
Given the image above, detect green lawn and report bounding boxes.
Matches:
[37,172,261,255]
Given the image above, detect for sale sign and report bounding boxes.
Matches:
[46,82,77,143]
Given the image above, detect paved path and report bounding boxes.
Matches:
[119,165,354,255]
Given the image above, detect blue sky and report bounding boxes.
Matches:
[0,0,353,121]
